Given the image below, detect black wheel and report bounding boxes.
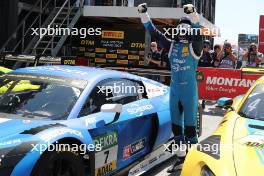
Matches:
[31,149,85,176]
[197,103,203,137]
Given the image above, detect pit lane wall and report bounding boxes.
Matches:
[197,67,264,100]
[59,57,264,101]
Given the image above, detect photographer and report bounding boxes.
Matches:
[218,42,237,69]
[242,43,263,67]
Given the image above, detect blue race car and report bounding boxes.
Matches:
[0,65,197,176]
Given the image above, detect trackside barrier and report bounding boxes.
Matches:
[197,67,264,100]
[1,54,263,101]
[101,65,171,86]
[103,66,264,100]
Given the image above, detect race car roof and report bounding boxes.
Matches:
[11,65,130,81]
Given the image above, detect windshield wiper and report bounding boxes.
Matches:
[16,109,50,119]
[238,111,264,121]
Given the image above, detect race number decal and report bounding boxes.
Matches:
[93,131,118,176]
[248,98,261,112]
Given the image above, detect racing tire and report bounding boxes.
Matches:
[197,103,203,137]
[31,149,85,176]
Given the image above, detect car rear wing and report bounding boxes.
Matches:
[0,54,61,69]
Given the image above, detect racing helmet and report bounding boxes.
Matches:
[176,17,192,41]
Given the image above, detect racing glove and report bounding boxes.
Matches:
[183,4,199,24]
[138,3,147,13]
[138,3,151,23]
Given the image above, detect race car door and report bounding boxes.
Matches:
[80,78,158,176]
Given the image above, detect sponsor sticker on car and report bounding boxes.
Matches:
[95,160,117,176]
[123,138,146,160]
[128,140,175,176]
[127,104,153,116]
[93,131,118,176]
[240,134,264,148]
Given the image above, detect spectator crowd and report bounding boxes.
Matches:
[198,40,264,69]
[148,40,264,70]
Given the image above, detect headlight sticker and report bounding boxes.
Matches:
[239,135,264,148]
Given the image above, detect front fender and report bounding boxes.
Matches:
[11,127,94,176]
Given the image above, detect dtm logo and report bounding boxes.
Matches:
[127,104,153,116]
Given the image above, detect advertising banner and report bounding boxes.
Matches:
[73,27,145,66]
[197,67,262,100]
[259,15,264,54]
[61,56,89,66]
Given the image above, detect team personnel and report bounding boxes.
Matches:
[147,41,162,81]
[198,40,213,67]
[218,42,237,68]
[138,3,203,172]
[147,42,162,67]
[211,44,222,67]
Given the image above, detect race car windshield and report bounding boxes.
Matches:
[239,84,264,120]
[0,74,86,120]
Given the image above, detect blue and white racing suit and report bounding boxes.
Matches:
[140,14,203,144]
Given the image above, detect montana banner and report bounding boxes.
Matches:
[197,67,262,100]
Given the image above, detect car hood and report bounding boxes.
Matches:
[233,117,264,176]
[0,113,66,143]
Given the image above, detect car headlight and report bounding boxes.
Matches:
[197,135,221,159]
[201,165,215,176]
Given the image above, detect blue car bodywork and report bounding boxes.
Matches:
[0,66,173,176]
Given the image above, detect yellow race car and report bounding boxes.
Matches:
[181,76,264,176]
[0,67,40,93]
[0,66,12,74]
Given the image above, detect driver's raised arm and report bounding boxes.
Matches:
[186,4,203,60]
[138,3,171,50]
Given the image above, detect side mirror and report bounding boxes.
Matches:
[217,97,233,109]
[101,104,122,125]
[101,104,122,113]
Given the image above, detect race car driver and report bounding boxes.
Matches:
[138,3,203,172]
